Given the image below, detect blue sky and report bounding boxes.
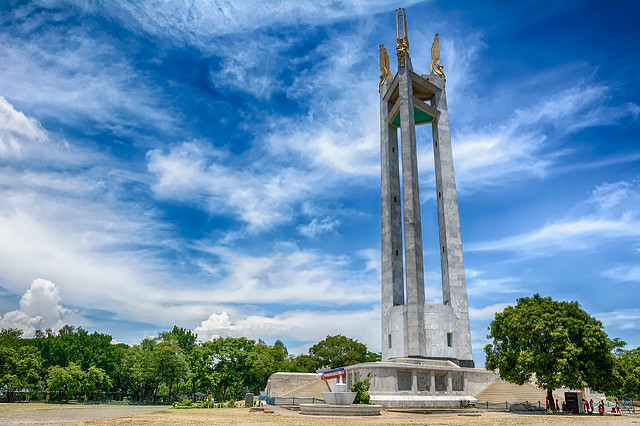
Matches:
[0,0,638,365]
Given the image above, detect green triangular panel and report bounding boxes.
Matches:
[390,107,434,128]
[414,106,435,125]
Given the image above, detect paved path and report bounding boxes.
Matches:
[0,403,167,426]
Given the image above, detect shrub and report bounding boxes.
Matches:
[350,373,372,404]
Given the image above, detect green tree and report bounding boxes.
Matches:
[309,334,380,370]
[84,366,113,400]
[170,326,197,355]
[613,347,640,399]
[0,329,43,401]
[252,340,288,393]
[484,293,622,408]
[127,332,189,403]
[202,337,258,401]
[46,362,84,401]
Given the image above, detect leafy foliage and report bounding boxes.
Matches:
[309,334,380,370]
[485,293,622,404]
[0,325,382,403]
[350,373,372,404]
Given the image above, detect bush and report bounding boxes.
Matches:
[172,398,193,408]
[350,373,372,404]
[227,399,236,408]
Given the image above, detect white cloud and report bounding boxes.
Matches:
[463,269,524,296]
[469,303,510,321]
[194,307,380,354]
[603,265,640,283]
[108,0,422,45]
[190,245,379,306]
[0,279,70,336]
[147,141,320,231]
[596,308,640,332]
[470,179,640,255]
[448,76,639,190]
[0,96,49,157]
[0,15,173,138]
[298,217,341,238]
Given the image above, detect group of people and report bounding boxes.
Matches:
[547,397,621,415]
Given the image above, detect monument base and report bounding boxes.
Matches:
[342,359,498,409]
[299,403,383,416]
[370,394,475,408]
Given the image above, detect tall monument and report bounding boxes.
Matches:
[380,9,474,367]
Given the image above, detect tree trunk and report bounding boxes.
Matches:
[547,389,555,412]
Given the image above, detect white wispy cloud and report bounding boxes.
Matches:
[108,0,422,45]
[0,96,49,157]
[603,266,640,283]
[596,309,640,333]
[466,270,524,296]
[189,244,379,306]
[469,302,511,320]
[298,217,341,238]
[0,10,173,139]
[147,141,321,231]
[469,179,640,255]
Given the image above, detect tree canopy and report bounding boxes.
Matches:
[0,325,380,403]
[484,293,623,406]
[309,334,381,369]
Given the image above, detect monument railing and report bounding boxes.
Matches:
[263,396,325,406]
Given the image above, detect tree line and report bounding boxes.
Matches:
[0,326,379,403]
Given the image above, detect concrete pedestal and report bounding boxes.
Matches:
[299,404,383,416]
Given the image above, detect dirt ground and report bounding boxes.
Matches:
[0,403,638,426]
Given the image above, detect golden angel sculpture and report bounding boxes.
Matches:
[379,45,393,87]
[430,34,446,81]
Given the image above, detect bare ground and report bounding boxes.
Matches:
[1,404,637,426]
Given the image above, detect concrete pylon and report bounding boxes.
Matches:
[379,12,474,367]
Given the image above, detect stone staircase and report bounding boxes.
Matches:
[475,379,547,404]
[266,372,330,398]
[280,378,330,398]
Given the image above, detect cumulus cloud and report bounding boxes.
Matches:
[0,279,70,336]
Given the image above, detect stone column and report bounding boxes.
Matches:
[430,371,435,394]
[399,53,426,358]
[446,371,452,394]
[380,75,404,361]
[430,74,473,366]
[412,369,417,393]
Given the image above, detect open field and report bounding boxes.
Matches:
[0,403,638,426]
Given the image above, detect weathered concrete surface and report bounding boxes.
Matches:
[0,403,167,426]
[300,403,383,416]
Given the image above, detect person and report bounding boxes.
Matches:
[555,399,559,412]
[598,400,604,415]
[584,399,590,414]
[546,399,550,413]
[615,400,620,413]
[590,399,594,413]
